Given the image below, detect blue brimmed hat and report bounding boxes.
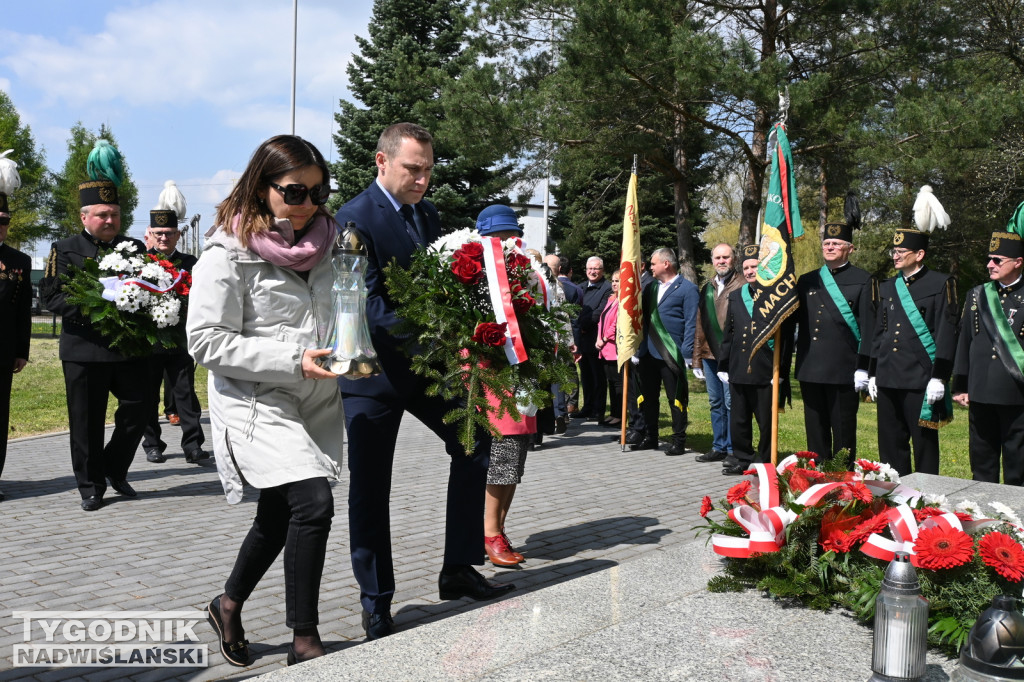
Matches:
[475,204,522,237]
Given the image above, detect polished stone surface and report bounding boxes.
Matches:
[258,473,1019,680]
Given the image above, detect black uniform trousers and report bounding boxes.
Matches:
[968,403,1024,486]
[578,350,605,418]
[638,356,688,446]
[800,381,859,465]
[876,386,939,476]
[62,359,149,499]
[342,387,490,615]
[143,352,205,455]
[730,382,772,465]
[0,364,11,479]
[625,361,646,436]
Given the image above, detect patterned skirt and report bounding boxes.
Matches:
[487,434,529,485]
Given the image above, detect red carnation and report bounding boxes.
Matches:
[471,321,508,347]
[979,532,1024,582]
[452,253,484,285]
[856,459,881,473]
[459,242,484,260]
[700,496,713,518]
[726,481,752,505]
[913,526,974,570]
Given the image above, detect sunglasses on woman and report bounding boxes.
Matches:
[269,182,332,206]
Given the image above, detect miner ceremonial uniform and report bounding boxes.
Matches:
[870,232,958,476]
[952,228,1024,484]
[795,220,877,464]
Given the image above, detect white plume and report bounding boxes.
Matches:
[912,185,950,233]
[0,149,22,197]
[154,180,187,220]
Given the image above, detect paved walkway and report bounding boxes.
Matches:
[0,411,737,681]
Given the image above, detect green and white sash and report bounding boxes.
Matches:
[894,276,953,429]
[980,282,1024,387]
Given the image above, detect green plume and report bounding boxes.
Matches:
[1007,200,1024,238]
[86,139,124,187]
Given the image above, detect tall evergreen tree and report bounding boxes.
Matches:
[50,123,138,239]
[0,92,53,249]
[331,0,513,229]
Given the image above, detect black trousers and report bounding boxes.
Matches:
[601,359,624,421]
[730,382,772,465]
[638,357,688,446]
[62,359,148,499]
[968,402,1024,486]
[224,477,334,629]
[625,361,646,434]
[876,386,939,476]
[143,352,205,455]
[0,361,11,479]
[800,381,859,465]
[342,388,490,615]
[578,350,605,418]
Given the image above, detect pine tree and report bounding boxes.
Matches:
[51,123,139,239]
[0,92,53,249]
[331,0,512,229]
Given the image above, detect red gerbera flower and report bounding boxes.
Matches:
[913,507,947,522]
[913,526,974,570]
[820,527,854,553]
[700,496,713,518]
[841,482,873,505]
[856,459,881,472]
[726,481,752,505]
[794,450,819,461]
[979,532,1024,582]
[849,513,891,544]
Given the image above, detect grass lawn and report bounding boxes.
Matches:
[10,326,973,481]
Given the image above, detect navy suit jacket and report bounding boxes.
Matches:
[638,276,699,364]
[335,181,442,400]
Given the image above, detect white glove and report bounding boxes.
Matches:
[717,371,729,384]
[854,370,869,392]
[926,378,945,405]
[692,367,705,381]
[867,376,878,401]
[631,355,640,366]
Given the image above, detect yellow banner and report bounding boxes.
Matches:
[616,173,643,371]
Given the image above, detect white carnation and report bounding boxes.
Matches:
[99,253,129,272]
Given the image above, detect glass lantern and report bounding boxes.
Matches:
[325,222,381,379]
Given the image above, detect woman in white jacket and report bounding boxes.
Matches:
[187,135,342,667]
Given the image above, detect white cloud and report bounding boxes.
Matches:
[0,0,360,124]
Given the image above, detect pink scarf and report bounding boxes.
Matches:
[233,213,336,271]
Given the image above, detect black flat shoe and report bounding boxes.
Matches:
[107,478,137,497]
[362,610,395,640]
[81,495,103,512]
[439,565,515,601]
[722,463,748,475]
[207,596,250,667]
[629,438,659,451]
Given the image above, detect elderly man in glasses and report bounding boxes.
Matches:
[952,213,1024,485]
[867,228,958,475]
[141,185,209,466]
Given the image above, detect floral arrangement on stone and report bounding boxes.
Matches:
[697,452,1024,655]
[62,240,192,357]
[386,228,577,452]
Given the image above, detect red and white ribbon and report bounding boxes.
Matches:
[860,504,966,566]
[99,273,183,302]
[712,463,797,558]
[481,237,528,365]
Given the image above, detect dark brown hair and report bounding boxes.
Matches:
[376,123,433,159]
[214,135,331,247]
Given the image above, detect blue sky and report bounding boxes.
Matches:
[0,0,374,255]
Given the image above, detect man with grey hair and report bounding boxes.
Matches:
[634,248,698,454]
[575,255,611,421]
[692,243,743,463]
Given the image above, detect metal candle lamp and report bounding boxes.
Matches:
[325,222,382,379]
[869,552,930,682]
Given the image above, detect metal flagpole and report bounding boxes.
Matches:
[290,0,298,135]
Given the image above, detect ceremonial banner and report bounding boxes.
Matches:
[749,123,803,363]
[616,172,643,372]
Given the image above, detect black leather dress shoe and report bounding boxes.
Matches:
[81,496,103,511]
[629,438,659,451]
[0,489,5,502]
[108,479,137,497]
[722,463,748,475]
[145,447,166,463]
[721,455,741,468]
[438,565,515,601]
[695,450,728,463]
[185,448,211,464]
[664,443,687,456]
[362,610,395,640]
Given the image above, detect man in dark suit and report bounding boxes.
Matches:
[633,247,698,455]
[335,122,513,641]
[952,225,1024,484]
[0,186,31,502]
[718,245,794,475]
[868,227,958,475]
[141,191,208,466]
[795,221,876,465]
[38,169,149,511]
[555,255,582,418]
[575,257,611,420]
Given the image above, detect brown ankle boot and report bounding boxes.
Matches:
[484,535,522,567]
